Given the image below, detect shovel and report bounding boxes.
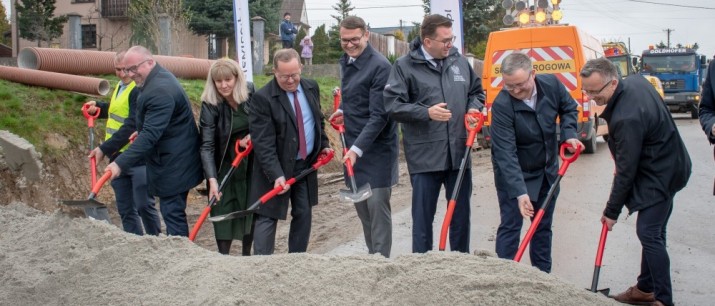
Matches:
[208,150,335,222]
[438,112,484,251]
[329,117,372,203]
[514,142,581,262]
[62,170,112,212]
[588,222,611,296]
[78,104,110,221]
[189,140,253,242]
[329,88,372,202]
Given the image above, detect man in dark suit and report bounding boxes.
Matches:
[581,57,690,306]
[106,45,203,237]
[490,52,582,273]
[698,59,715,195]
[329,16,398,257]
[248,49,331,255]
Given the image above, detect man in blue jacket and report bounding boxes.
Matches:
[581,57,691,306]
[106,46,204,237]
[280,13,298,49]
[490,52,582,273]
[330,16,398,257]
[384,14,484,253]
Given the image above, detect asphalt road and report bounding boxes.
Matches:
[328,114,714,304]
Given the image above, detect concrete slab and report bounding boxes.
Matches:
[0,130,43,181]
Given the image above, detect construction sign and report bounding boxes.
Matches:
[490,46,577,91]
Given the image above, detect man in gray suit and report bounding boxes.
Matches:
[330,16,398,257]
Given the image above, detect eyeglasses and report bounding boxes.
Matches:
[276,73,300,81]
[503,71,534,91]
[123,59,149,74]
[340,33,364,46]
[582,80,612,96]
[428,36,456,46]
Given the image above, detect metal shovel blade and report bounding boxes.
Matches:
[61,198,106,208]
[339,183,372,203]
[208,208,257,222]
[585,288,610,296]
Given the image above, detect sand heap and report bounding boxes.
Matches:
[0,203,617,305]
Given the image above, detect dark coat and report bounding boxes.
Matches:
[114,64,203,197]
[95,83,142,164]
[198,83,255,180]
[338,44,398,188]
[384,38,485,174]
[699,60,715,144]
[490,74,579,201]
[601,75,692,219]
[248,78,329,220]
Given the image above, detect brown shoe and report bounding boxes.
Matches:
[611,285,655,305]
[650,301,666,306]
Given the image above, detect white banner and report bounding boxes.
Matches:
[430,1,464,54]
[233,0,253,81]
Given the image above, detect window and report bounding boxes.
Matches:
[82,24,97,49]
[73,0,95,3]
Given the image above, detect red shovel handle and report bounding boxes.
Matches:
[464,112,484,147]
[232,140,253,167]
[329,117,345,133]
[82,104,100,127]
[312,150,335,169]
[90,171,112,195]
[558,142,581,176]
[595,221,609,267]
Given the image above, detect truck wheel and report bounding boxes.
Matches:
[583,128,597,154]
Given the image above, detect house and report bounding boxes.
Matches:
[10,0,208,58]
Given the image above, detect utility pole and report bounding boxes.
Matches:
[663,28,675,48]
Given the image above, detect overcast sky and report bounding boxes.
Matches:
[3,0,713,57]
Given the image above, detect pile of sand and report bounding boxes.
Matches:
[0,203,617,305]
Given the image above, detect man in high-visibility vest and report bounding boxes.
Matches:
[83,51,161,236]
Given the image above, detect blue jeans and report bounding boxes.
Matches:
[495,179,558,273]
[409,169,472,253]
[110,165,161,236]
[159,191,189,237]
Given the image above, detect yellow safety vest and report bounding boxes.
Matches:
[105,81,136,152]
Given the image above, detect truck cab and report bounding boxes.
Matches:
[640,48,707,118]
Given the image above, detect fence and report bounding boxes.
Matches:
[368,32,410,58]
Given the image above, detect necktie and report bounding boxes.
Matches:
[436,59,443,71]
[293,91,308,160]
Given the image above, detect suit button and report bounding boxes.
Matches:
[292,137,297,142]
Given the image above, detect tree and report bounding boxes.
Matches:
[330,0,354,25]
[16,0,68,47]
[656,41,667,49]
[393,30,405,41]
[407,22,420,42]
[0,2,10,45]
[310,24,341,64]
[184,0,234,38]
[128,0,188,54]
[249,0,281,35]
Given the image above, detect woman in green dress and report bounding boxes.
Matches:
[199,59,255,255]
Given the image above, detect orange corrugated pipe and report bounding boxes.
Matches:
[18,47,215,79]
[0,65,110,96]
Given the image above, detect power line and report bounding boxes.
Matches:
[625,0,715,10]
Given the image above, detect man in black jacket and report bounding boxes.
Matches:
[698,59,715,195]
[490,52,582,273]
[106,46,204,237]
[580,58,691,306]
[83,50,161,236]
[329,16,398,257]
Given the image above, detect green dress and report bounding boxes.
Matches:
[210,106,253,240]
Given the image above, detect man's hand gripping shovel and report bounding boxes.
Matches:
[329,88,373,203]
[208,150,335,222]
[514,142,581,262]
[438,112,483,251]
[189,141,253,241]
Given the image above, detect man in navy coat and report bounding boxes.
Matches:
[329,16,398,257]
[490,52,582,273]
[699,59,715,195]
[248,49,331,255]
[106,45,203,237]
